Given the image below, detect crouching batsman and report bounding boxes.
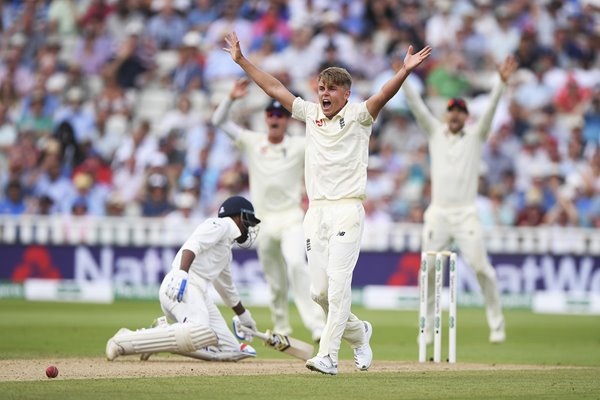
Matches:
[106,196,261,362]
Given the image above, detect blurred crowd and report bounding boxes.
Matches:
[0,0,599,232]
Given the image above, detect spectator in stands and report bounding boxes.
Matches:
[53,87,97,144]
[0,180,26,215]
[426,50,471,99]
[424,0,460,49]
[309,10,357,72]
[146,0,189,50]
[73,17,114,77]
[105,0,145,46]
[33,146,75,214]
[142,172,174,217]
[167,31,204,94]
[516,188,546,226]
[17,90,53,146]
[107,21,154,90]
[187,0,219,36]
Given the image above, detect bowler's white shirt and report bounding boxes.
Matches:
[292,97,373,201]
[172,217,241,307]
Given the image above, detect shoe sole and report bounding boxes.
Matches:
[305,359,337,375]
[305,363,337,375]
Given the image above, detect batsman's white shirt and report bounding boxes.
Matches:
[171,217,241,307]
[291,97,373,201]
[403,78,506,207]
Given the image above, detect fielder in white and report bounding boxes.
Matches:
[106,195,261,362]
[212,79,325,341]
[403,56,518,343]
[225,31,432,374]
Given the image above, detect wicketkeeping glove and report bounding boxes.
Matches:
[165,269,188,302]
[237,310,257,338]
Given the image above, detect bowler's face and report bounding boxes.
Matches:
[318,80,350,119]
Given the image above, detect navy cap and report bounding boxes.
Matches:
[265,99,291,116]
[218,196,261,225]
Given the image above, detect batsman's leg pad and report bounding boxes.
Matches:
[109,323,218,357]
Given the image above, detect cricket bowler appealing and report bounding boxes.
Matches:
[212,78,325,342]
[403,56,518,344]
[106,196,261,362]
[224,30,432,375]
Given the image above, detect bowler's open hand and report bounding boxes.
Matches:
[224,32,242,63]
[403,45,433,72]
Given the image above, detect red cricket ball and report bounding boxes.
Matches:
[45,365,59,379]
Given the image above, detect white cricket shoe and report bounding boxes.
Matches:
[489,328,506,343]
[106,328,131,361]
[306,355,338,375]
[354,321,373,371]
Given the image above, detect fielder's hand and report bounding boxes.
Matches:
[166,270,188,302]
[237,310,257,339]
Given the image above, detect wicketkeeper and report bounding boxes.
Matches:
[106,196,261,362]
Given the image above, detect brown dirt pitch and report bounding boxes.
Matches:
[0,356,579,382]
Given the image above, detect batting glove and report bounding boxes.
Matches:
[166,270,188,302]
[237,310,257,338]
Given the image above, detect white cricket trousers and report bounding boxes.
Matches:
[257,208,325,336]
[159,271,239,352]
[422,204,504,334]
[304,199,367,364]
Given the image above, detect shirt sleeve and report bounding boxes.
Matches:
[211,97,245,146]
[402,80,442,137]
[356,101,374,126]
[180,220,226,257]
[474,77,506,141]
[212,266,241,308]
[291,97,307,121]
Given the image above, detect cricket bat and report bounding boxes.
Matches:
[232,316,314,361]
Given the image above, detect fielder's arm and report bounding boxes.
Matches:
[224,32,296,112]
[474,56,518,140]
[366,45,432,120]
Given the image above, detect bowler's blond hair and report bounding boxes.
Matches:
[318,67,352,89]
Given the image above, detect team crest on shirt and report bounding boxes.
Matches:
[339,118,345,129]
[315,119,324,127]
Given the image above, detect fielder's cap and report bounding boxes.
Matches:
[265,99,291,116]
[218,195,261,225]
[447,97,469,113]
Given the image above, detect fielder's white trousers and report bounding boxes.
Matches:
[257,208,325,336]
[422,204,504,334]
[304,199,367,364]
[159,271,239,352]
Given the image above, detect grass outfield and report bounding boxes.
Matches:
[0,300,599,399]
